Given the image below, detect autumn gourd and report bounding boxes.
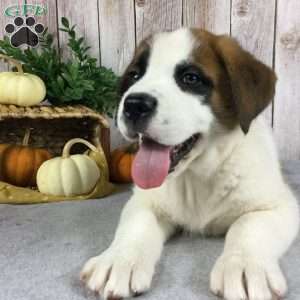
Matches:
[0,129,52,187]
[37,139,101,196]
[0,54,46,106]
[110,143,138,183]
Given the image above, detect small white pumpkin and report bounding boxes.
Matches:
[37,139,100,196]
[0,54,46,106]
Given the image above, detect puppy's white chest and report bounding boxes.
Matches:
[153,169,241,235]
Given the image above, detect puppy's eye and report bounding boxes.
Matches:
[128,70,141,81]
[182,73,201,85]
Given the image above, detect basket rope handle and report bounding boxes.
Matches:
[0,54,24,74]
[62,138,100,158]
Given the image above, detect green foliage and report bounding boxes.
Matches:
[0,17,119,116]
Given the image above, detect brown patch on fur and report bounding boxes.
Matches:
[119,36,152,96]
[191,29,277,133]
[131,35,153,64]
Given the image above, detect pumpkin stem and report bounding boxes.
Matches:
[0,54,24,74]
[126,142,139,153]
[62,138,99,158]
[22,128,31,146]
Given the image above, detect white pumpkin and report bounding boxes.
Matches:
[37,139,100,196]
[0,54,46,106]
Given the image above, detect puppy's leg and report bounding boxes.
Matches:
[210,200,299,300]
[81,195,174,299]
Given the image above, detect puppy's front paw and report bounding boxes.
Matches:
[80,247,155,299]
[210,254,287,300]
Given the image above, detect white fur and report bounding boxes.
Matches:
[117,28,213,145]
[81,29,299,300]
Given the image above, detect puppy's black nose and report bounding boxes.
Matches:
[123,93,157,122]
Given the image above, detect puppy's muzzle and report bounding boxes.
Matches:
[123,93,157,124]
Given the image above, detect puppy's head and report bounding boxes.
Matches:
[117,28,276,189]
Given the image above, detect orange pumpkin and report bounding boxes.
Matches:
[110,143,138,183]
[0,129,52,187]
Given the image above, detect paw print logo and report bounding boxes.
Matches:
[5,16,45,48]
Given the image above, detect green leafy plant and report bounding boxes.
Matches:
[0,17,119,116]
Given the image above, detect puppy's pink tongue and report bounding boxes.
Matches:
[132,139,171,189]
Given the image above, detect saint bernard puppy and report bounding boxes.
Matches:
[81,28,299,300]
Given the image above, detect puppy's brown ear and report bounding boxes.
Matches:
[214,35,277,133]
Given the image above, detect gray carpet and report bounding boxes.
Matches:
[0,161,300,300]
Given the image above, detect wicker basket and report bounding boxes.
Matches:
[0,104,115,204]
[0,104,110,160]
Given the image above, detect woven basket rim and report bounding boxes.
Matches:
[0,104,109,128]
